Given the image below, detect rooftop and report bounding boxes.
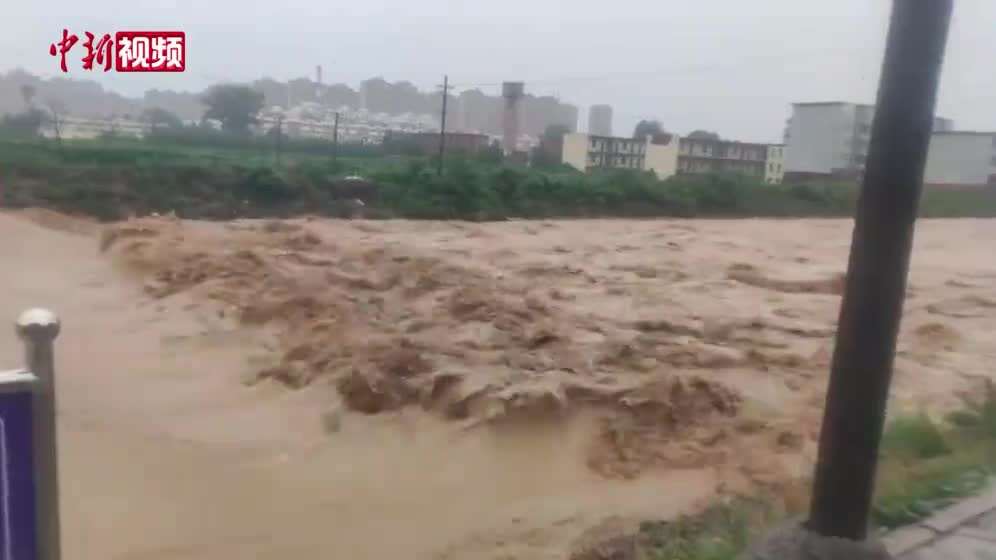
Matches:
[584,133,645,142]
[932,130,996,136]
[792,101,875,108]
[679,136,769,148]
[391,130,488,139]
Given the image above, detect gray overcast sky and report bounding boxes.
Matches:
[3,0,994,142]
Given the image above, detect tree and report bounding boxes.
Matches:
[633,120,663,139]
[141,107,183,129]
[0,109,46,136]
[688,130,721,141]
[251,78,288,108]
[321,83,360,109]
[45,98,66,149]
[476,140,504,165]
[20,84,37,108]
[533,124,571,167]
[543,124,571,142]
[287,78,317,105]
[201,84,264,135]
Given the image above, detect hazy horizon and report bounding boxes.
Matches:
[4,0,995,143]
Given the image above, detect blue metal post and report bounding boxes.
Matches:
[14,309,62,560]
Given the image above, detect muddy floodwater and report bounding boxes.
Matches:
[2,209,994,559]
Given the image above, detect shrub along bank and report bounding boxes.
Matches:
[2,137,996,221]
[628,386,996,560]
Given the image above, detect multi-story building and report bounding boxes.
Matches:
[924,131,996,187]
[559,104,580,133]
[677,136,769,179]
[588,105,613,136]
[784,101,996,187]
[562,132,785,182]
[766,144,785,184]
[561,132,680,178]
[784,101,954,180]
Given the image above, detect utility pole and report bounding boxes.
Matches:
[275,116,283,167]
[332,111,340,165]
[807,0,953,540]
[438,75,448,175]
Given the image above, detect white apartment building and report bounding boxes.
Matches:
[562,133,680,178]
[784,101,996,187]
[784,101,954,178]
[924,132,996,187]
[561,132,788,182]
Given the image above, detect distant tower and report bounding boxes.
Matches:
[315,65,323,101]
[502,81,525,155]
[589,104,613,136]
[560,104,579,133]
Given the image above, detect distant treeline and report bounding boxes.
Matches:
[143,126,386,158]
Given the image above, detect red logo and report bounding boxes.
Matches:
[48,29,80,73]
[48,29,185,73]
[83,32,114,71]
[115,31,186,72]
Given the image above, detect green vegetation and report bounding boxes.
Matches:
[200,84,265,135]
[638,499,777,560]
[633,119,665,139]
[873,450,991,529]
[1,109,46,137]
[948,383,996,439]
[636,388,996,560]
[2,134,996,221]
[881,414,952,460]
[141,107,184,130]
[873,382,996,529]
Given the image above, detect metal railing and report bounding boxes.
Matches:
[0,309,61,560]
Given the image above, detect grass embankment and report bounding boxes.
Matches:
[633,385,996,560]
[0,135,405,220]
[3,135,996,221]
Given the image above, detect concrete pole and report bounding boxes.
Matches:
[332,111,340,164]
[807,0,953,541]
[16,308,61,560]
[438,75,448,176]
[735,4,955,559]
[275,116,284,167]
